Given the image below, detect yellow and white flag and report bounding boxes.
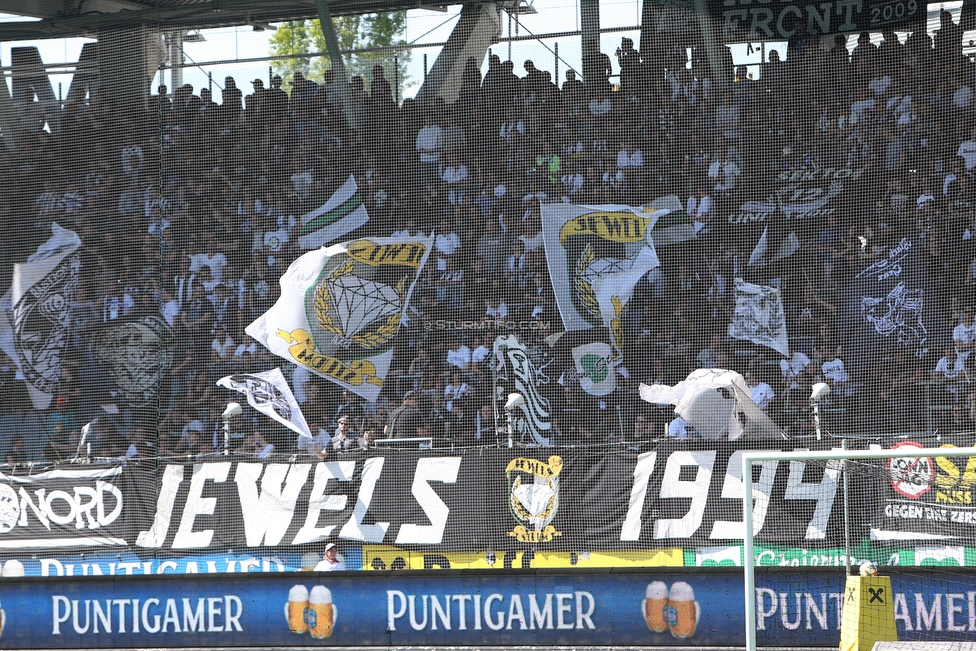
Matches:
[245,236,432,402]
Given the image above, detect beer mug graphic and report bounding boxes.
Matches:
[306,585,337,639]
[285,585,309,634]
[642,581,668,633]
[664,581,700,639]
[0,598,5,639]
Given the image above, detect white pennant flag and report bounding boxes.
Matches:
[217,368,312,439]
[296,174,370,249]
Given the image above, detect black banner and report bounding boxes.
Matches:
[0,444,850,553]
[2,441,969,554]
[708,0,921,39]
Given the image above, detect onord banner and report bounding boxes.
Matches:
[0,440,970,557]
[0,569,973,648]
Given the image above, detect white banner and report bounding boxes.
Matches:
[217,368,312,439]
[246,236,432,402]
[728,278,790,357]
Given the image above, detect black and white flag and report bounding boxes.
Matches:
[217,368,312,439]
[0,224,81,410]
[848,236,932,359]
[728,278,790,357]
[493,334,553,446]
[88,316,177,405]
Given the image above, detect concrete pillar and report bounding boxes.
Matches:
[580,0,601,54]
[416,4,500,105]
[66,42,97,107]
[313,0,359,134]
[11,47,59,133]
[96,26,163,110]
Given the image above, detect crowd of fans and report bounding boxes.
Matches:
[3,15,976,463]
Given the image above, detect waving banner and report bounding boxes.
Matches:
[217,368,312,439]
[541,204,666,338]
[728,279,790,357]
[493,334,553,446]
[246,236,432,402]
[846,236,935,360]
[0,223,81,410]
[297,174,370,249]
[88,316,176,405]
[547,328,620,397]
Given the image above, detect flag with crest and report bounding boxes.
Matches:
[246,236,432,401]
[0,223,81,410]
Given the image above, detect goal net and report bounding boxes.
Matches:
[742,444,976,651]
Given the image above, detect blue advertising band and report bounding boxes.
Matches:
[0,568,974,648]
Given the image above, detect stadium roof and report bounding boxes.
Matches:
[0,0,469,41]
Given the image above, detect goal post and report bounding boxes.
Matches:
[741,445,976,651]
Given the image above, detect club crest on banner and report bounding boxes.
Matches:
[88,316,176,405]
[246,236,432,402]
[506,456,563,543]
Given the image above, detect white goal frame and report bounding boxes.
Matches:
[741,445,976,651]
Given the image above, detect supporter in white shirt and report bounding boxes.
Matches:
[447,343,472,370]
[745,373,776,411]
[780,352,811,390]
[434,220,461,271]
[958,137,976,170]
[953,307,976,362]
[314,543,346,571]
[416,122,443,163]
[934,346,966,381]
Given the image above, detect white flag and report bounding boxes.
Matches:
[0,223,81,410]
[296,175,370,249]
[245,236,432,402]
[640,368,784,441]
[728,278,790,357]
[217,368,312,439]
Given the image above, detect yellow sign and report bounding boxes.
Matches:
[276,328,382,387]
[559,213,651,244]
[346,240,428,267]
[839,575,897,651]
[362,545,684,570]
[505,455,563,478]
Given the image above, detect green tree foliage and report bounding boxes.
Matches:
[270,14,410,99]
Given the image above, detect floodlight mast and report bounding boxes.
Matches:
[741,446,976,651]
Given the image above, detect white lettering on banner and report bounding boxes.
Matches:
[620,451,657,541]
[291,461,354,545]
[172,463,231,549]
[234,463,311,546]
[338,457,390,542]
[654,450,716,539]
[11,481,122,532]
[621,452,840,541]
[52,595,243,635]
[386,590,594,632]
[709,452,778,539]
[136,464,184,548]
[394,457,461,545]
[754,588,843,631]
[785,451,842,539]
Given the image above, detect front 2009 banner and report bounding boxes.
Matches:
[0,569,972,648]
[0,440,971,557]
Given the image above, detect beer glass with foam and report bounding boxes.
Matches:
[0,598,5,639]
[307,585,336,639]
[665,581,700,639]
[642,581,668,632]
[285,585,309,634]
